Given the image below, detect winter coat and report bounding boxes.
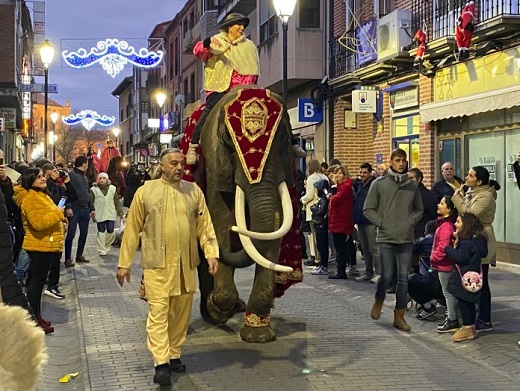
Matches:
[0,191,29,310]
[68,167,94,211]
[431,175,463,203]
[300,172,328,222]
[446,235,488,303]
[353,176,375,225]
[414,183,438,239]
[430,218,455,273]
[46,178,78,208]
[514,161,520,190]
[13,186,65,253]
[452,185,496,266]
[90,183,122,221]
[328,178,354,235]
[364,168,424,244]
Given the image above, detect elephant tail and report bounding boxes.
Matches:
[219,248,254,268]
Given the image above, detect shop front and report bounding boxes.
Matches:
[421,46,520,265]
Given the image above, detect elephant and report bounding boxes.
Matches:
[182,86,302,343]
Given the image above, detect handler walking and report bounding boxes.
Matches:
[116,148,219,386]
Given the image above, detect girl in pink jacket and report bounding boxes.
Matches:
[432,196,459,333]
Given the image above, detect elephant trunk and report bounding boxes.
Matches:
[235,183,293,273]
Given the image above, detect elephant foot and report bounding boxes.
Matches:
[235,298,247,313]
[240,312,276,343]
[205,292,237,325]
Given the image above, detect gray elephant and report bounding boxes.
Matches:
[186,86,298,343]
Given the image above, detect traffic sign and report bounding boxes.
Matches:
[20,83,58,93]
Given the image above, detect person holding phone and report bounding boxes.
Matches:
[13,168,68,334]
[41,163,78,299]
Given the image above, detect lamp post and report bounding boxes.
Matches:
[112,127,120,150]
[39,39,55,159]
[50,111,58,162]
[273,0,297,104]
[155,90,167,153]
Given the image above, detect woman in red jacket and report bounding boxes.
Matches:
[328,165,355,279]
[431,196,459,333]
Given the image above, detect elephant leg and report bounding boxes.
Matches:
[206,262,239,324]
[240,264,276,343]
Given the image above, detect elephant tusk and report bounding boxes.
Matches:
[231,182,293,240]
[237,233,293,273]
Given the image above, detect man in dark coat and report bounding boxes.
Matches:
[409,168,438,240]
[431,162,463,203]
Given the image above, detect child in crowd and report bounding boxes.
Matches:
[432,196,459,333]
[409,220,444,320]
[90,173,123,256]
[446,213,487,342]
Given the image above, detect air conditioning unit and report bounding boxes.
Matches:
[377,10,412,63]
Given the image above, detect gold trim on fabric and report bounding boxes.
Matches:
[275,269,303,284]
[243,312,271,328]
[224,89,283,184]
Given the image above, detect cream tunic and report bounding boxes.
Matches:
[119,179,219,300]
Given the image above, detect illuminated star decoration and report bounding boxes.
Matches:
[62,110,116,131]
[62,39,164,78]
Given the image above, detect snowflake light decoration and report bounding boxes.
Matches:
[62,110,116,131]
[62,39,164,78]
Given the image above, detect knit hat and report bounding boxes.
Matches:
[97,172,109,181]
[219,13,249,30]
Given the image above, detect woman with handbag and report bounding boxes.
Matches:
[452,166,500,332]
[445,213,487,342]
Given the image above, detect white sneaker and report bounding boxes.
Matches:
[346,265,360,277]
[369,274,381,284]
[99,251,107,256]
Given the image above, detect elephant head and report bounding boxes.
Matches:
[199,86,295,273]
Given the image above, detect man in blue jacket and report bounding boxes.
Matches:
[353,163,380,283]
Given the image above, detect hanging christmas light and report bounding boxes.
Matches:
[62,110,116,131]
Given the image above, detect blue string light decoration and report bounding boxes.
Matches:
[62,110,116,131]
[62,39,164,78]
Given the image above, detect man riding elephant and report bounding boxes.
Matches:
[187,12,305,165]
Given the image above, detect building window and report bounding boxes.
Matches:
[259,0,278,43]
[300,0,320,28]
[392,114,420,168]
[375,0,395,17]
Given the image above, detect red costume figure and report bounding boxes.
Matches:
[413,29,427,64]
[99,138,121,173]
[455,1,475,60]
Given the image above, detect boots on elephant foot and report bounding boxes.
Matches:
[240,325,276,343]
[393,308,411,332]
[371,297,384,320]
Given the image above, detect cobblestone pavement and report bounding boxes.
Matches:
[37,225,520,390]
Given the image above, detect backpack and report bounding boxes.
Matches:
[310,179,330,225]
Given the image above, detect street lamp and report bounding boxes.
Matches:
[40,39,55,159]
[50,111,59,162]
[273,0,297,104]
[112,127,120,149]
[155,90,167,153]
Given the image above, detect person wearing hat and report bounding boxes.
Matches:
[90,172,123,256]
[187,13,259,165]
[99,138,121,173]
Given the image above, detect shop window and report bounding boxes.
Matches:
[392,114,420,168]
[259,0,278,43]
[300,0,320,28]
[438,138,462,179]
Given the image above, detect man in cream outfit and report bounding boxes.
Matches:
[117,148,219,386]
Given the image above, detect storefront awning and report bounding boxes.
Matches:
[420,84,520,122]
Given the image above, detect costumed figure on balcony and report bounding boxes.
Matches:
[187,12,305,165]
[413,29,427,65]
[455,1,475,60]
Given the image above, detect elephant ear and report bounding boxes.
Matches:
[198,92,237,193]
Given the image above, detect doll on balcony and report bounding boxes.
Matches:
[455,1,475,60]
[413,29,427,65]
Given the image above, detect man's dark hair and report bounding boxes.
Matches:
[359,162,373,172]
[409,167,424,182]
[41,163,55,173]
[329,158,341,166]
[320,162,328,170]
[74,155,88,167]
[34,158,52,168]
[424,220,436,235]
[390,148,407,160]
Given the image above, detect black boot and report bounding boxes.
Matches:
[328,267,347,279]
[437,318,460,333]
[153,364,172,385]
[170,358,186,372]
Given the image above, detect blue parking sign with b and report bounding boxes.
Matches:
[298,99,322,123]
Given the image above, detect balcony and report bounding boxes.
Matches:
[217,0,256,21]
[183,20,201,54]
[411,0,520,60]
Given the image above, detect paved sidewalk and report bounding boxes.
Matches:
[37,225,520,390]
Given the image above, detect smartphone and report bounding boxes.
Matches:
[58,196,67,208]
[0,157,4,165]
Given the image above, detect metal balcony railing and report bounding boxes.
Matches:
[183,20,201,53]
[412,0,520,42]
[328,32,358,79]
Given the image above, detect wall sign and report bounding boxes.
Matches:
[390,88,419,110]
